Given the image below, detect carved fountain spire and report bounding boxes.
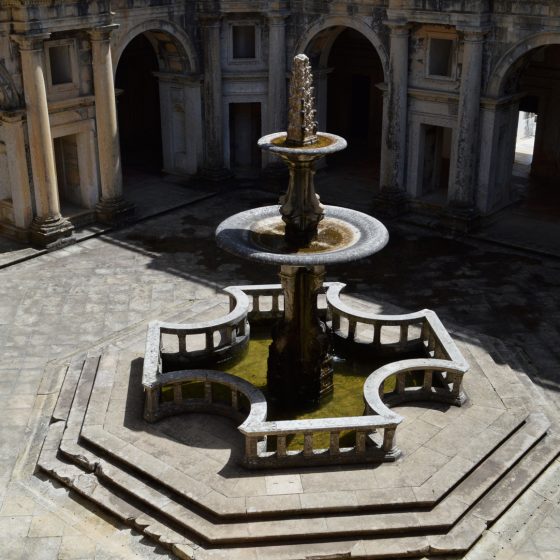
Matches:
[279,54,324,247]
[286,54,318,147]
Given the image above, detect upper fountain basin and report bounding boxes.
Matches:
[258,132,347,157]
[215,205,389,266]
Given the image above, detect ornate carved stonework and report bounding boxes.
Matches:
[286,53,318,146]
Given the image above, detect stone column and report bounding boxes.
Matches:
[201,16,229,179]
[89,25,133,224]
[12,33,73,246]
[448,29,486,213]
[267,14,287,134]
[377,22,410,215]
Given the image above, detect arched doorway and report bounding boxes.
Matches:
[303,26,385,192]
[115,34,162,173]
[113,25,202,185]
[490,41,560,218]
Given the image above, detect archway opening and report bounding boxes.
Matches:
[115,33,163,175]
[503,44,560,219]
[304,27,385,201]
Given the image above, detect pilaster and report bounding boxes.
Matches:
[448,28,487,220]
[200,15,230,180]
[375,21,410,217]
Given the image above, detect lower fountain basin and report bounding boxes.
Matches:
[215,205,389,266]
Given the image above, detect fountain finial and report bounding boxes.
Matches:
[286,54,318,147]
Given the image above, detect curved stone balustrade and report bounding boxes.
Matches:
[142,282,469,467]
[143,286,250,396]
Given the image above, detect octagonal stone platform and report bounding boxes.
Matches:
[37,295,560,560]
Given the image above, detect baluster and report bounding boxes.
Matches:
[423,369,433,392]
[348,320,357,341]
[245,436,258,458]
[173,384,182,404]
[397,373,406,394]
[373,323,381,345]
[399,324,408,344]
[225,325,235,345]
[303,433,313,457]
[277,435,287,457]
[205,330,214,351]
[421,321,429,341]
[204,381,212,403]
[252,295,260,313]
[332,313,341,331]
[178,334,187,354]
[144,387,160,421]
[329,432,340,455]
[383,427,397,452]
[356,431,366,453]
[272,294,279,313]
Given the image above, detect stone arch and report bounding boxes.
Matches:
[294,16,388,78]
[113,19,199,76]
[0,64,20,110]
[487,32,560,97]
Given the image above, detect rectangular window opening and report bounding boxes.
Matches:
[232,25,256,59]
[49,45,73,85]
[429,38,454,77]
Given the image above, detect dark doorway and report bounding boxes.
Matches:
[229,102,262,172]
[115,34,163,173]
[421,125,451,202]
[326,29,384,177]
[504,45,560,219]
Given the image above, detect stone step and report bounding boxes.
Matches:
[63,412,551,545]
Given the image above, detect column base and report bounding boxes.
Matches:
[30,215,74,248]
[372,189,409,218]
[200,166,233,182]
[95,197,135,226]
[441,203,481,233]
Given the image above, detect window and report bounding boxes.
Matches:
[44,40,79,97]
[428,38,454,78]
[232,25,256,59]
[49,45,73,85]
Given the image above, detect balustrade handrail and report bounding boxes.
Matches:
[158,287,249,334]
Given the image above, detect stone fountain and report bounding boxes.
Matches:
[35,56,559,560]
[216,54,389,408]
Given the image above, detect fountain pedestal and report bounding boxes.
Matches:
[268,265,333,407]
[216,54,389,410]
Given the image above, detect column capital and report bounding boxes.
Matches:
[11,32,51,51]
[457,26,491,42]
[267,12,288,25]
[88,24,119,42]
[384,19,411,36]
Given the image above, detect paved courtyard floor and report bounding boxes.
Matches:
[0,172,560,558]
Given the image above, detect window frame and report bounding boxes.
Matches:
[44,39,80,97]
[425,34,457,81]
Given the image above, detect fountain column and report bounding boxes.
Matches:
[268,265,333,406]
[377,21,410,214]
[12,32,73,247]
[89,25,134,224]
